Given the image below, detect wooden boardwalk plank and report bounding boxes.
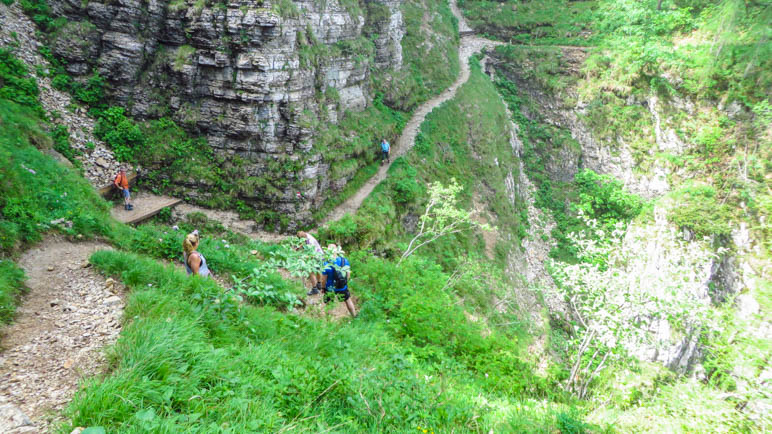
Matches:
[111,194,182,225]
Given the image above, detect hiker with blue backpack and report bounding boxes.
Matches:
[321,244,357,318]
[380,139,390,164]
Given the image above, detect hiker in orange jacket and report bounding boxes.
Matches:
[114,168,133,210]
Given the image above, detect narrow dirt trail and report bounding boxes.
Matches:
[323,3,502,224]
[0,240,125,433]
[172,202,287,243]
[450,0,474,34]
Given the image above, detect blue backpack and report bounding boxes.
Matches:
[333,257,348,290]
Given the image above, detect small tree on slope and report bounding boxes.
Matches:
[400,179,491,264]
[549,210,722,398]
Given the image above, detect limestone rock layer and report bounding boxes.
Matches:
[48,0,405,224]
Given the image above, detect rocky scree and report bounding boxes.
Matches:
[0,2,128,188]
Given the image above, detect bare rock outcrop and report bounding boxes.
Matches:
[487,48,673,199]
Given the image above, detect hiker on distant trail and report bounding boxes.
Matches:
[183,230,211,278]
[321,244,357,318]
[380,138,390,164]
[298,231,324,295]
[114,168,133,210]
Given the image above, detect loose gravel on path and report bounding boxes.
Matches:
[172,202,288,244]
[0,241,124,433]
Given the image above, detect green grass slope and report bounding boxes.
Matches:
[0,47,118,322]
[63,250,594,432]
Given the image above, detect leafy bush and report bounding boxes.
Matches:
[668,184,732,238]
[572,169,643,230]
[318,214,360,247]
[70,72,105,106]
[0,48,42,114]
[233,264,303,310]
[0,260,26,324]
[94,106,144,162]
[388,159,422,204]
[19,0,53,30]
[550,214,720,397]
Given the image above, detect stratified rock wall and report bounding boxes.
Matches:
[47,0,405,225]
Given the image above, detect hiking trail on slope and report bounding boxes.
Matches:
[323,2,502,224]
[0,240,125,433]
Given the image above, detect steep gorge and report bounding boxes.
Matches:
[0,0,769,430]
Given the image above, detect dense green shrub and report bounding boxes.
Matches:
[93,106,144,162]
[0,260,26,324]
[0,48,42,114]
[19,0,53,30]
[318,214,361,247]
[70,72,105,106]
[388,158,422,204]
[572,169,643,229]
[668,184,732,238]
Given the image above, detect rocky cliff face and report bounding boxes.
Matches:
[47,0,405,224]
[486,48,755,375]
[487,48,673,199]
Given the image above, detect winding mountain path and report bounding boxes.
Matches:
[323,2,502,224]
[0,241,125,433]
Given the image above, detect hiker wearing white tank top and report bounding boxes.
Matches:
[183,230,211,277]
[297,231,324,295]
